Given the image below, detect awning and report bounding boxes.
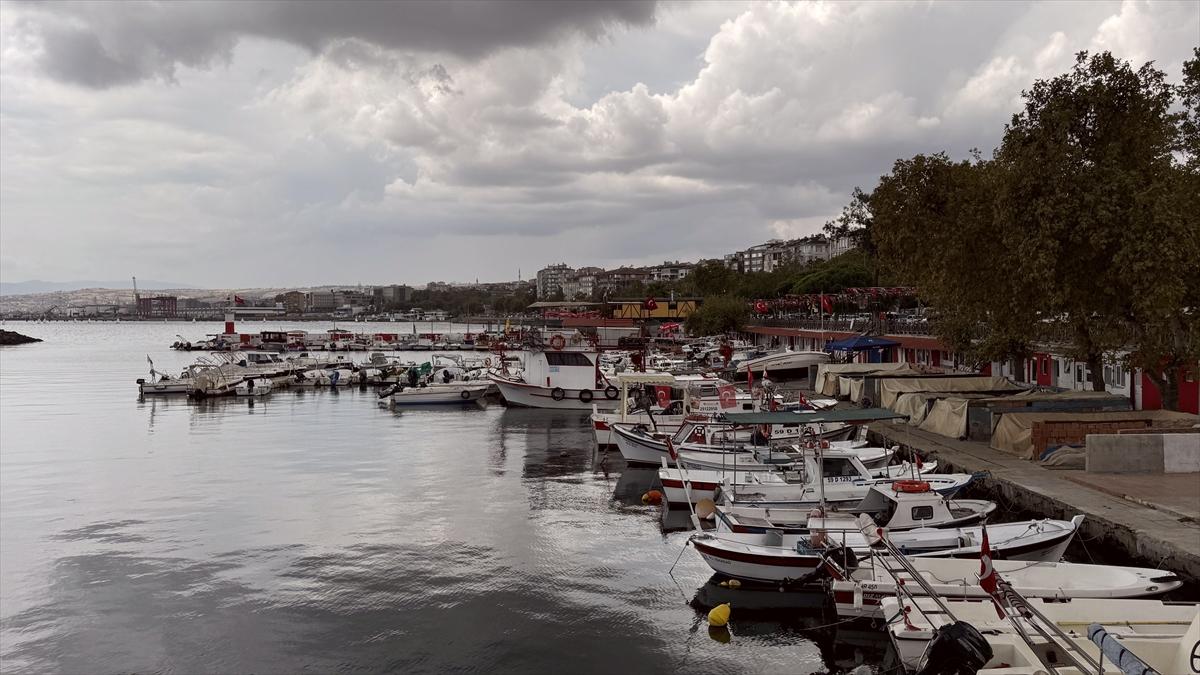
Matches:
[824,335,900,351]
[615,373,677,385]
[724,408,908,424]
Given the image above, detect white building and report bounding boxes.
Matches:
[536,264,574,299]
[649,261,695,281]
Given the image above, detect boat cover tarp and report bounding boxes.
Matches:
[814,362,913,397]
[990,410,1199,459]
[879,376,1022,409]
[724,408,907,425]
[918,397,978,438]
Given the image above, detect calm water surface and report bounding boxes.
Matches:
[1,321,885,674]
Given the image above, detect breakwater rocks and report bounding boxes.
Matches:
[0,330,42,345]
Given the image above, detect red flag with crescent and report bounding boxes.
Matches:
[718,385,736,409]
[654,385,672,409]
[979,524,1005,618]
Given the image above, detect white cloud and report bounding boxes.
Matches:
[1,0,1197,286]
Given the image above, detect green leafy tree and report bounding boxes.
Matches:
[994,51,1192,397]
[684,295,748,335]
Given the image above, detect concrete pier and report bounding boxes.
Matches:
[867,422,1200,585]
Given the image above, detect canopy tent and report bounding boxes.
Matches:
[878,376,1022,409]
[724,408,907,425]
[813,362,914,397]
[824,335,900,352]
[990,410,1198,459]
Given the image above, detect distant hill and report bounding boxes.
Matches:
[0,280,196,295]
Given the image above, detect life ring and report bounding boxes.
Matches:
[484,357,492,367]
[579,389,594,403]
[604,385,619,400]
[551,387,566,401]
[460,390,471,399]
[894,480,931,493]
[549,335,566,350]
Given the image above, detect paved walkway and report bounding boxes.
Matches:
[867,422,1200,584]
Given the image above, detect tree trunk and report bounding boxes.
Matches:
[1086,353,1106,392]
[1156,366,1181,411]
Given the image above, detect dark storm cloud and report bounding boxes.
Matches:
[13,0,658,88]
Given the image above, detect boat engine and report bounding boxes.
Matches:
[916,621,993,675]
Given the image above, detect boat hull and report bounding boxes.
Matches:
[386,383,489,405]
[491,376,622,410]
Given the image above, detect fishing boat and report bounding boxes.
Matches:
[714,484,995,535]
[883,595,1198,673]
[611,418,859,466]
[827,555,1184,620]
[380,381,490,405]
[673,443,895,472]
[729,349,831,381]
[658,452,963,506]
[488,333,620,410]
[689,515,1084,583]
[234,378,272,396]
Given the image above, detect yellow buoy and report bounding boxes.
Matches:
[708,602,731,627]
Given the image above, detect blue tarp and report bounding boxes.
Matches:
[824,335,900,352]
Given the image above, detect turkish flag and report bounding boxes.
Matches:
[654,385,672,409]
[820,294,832,314]
[718,385,737,409]
[979,524,1005,618]
[234,295,246,306]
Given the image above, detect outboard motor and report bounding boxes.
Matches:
[916,621,993,675]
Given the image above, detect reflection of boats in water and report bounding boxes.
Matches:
[690,575,892,669]
[611,467,659,506]
[691,575,829,613]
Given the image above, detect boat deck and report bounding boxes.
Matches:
[867,422,1200,585]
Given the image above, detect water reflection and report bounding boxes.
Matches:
[1,322,850,674]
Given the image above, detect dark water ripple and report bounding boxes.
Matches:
[0,322,884,674]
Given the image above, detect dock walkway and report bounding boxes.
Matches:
[867,422,1200,584]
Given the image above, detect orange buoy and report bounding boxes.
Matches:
[641,489,663,505]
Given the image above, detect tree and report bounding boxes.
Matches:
[823,187,876,258]
[871,152,1035,366]
[684,295,748,335]
[682,260,739,297]
[994,51,1191,397]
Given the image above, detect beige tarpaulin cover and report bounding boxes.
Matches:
[894,392,991,428]
[919,397,975,438]
[814,362,912,397]
[990,410,1199,459]
[978,389,1122,404]
[879,376,1022,409]
[846,367,923,402]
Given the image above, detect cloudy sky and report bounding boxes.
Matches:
[1,1,1196,288]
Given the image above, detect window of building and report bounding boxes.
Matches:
[544,352,593,367]
[1053,359,1060,379]
[1113,365,1125,387]
[1076,365,1085,383]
